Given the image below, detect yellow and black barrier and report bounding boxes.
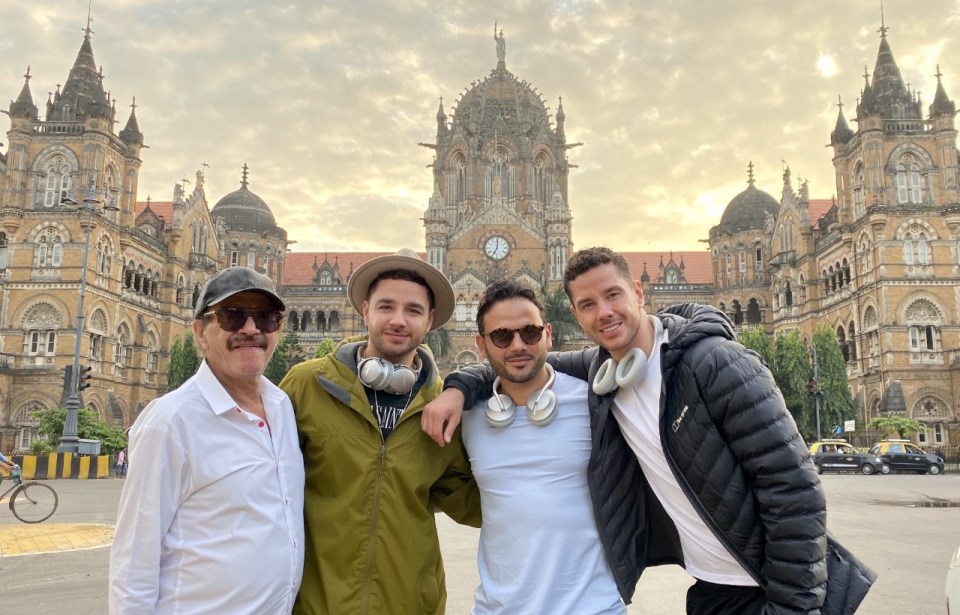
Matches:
[4,453,112,479]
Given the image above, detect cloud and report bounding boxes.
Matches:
[1,0,958,255]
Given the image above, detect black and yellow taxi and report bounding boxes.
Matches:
[869,439,945,475]
[808,439,888,475]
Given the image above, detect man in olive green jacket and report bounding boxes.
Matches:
[280,250,480,614]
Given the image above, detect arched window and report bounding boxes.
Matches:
[43,156,73,207]
[746,298,761,325]
[784,282,793,307]
[329,311,341,332]
[852,164,865,218]
[848,321,857,361]
[730,300,743,325]
[454,153,467,204]
[837,326,849,362]
[176,275,185,305]
[455,295,468,322]
[903,227,931,265]
[534,153,551,204]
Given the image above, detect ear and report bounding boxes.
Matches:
[192,318,210,353]
[475,333,488,360]
[633,280,645,305]
[361,300,370,326]
[544,322,554,349]
[425,308,435,332]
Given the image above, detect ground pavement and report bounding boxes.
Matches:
[0,474,957,614]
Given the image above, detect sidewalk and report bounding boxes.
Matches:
[0,523,114,557]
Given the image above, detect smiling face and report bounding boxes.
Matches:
[567,262,646,361]
[477,297,552,393]
[362,278,434,365]
[193,291,281,386]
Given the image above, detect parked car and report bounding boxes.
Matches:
[948,545,960,614]
[869,439,945,475]
[808,439,888,475]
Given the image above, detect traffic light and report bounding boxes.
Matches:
[78,365,93,391]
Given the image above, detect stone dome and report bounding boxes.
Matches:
[451,66,552,134]
[210,167,277,232]
[718,184,779,233]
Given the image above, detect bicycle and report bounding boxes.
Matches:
[0,465,58,523]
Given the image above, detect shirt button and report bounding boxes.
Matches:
[258,421,265,427]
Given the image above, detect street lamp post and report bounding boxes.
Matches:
[58,187,119,453]
[811,343,822,441]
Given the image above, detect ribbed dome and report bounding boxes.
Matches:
[451,66,551,132]
[210,166,277,232]
[719,184,779,233]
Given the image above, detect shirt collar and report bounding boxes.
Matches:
[195,360,283,416]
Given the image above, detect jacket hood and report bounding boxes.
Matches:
[659,303,736,351]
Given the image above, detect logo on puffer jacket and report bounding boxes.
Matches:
[671,405,689,432]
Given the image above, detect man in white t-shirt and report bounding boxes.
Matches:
[424,248,875,614]
[461,279,624,615]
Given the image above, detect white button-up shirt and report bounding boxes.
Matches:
[109,360,305,614]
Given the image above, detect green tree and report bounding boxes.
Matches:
[167,333,201,390]
[738,326,774,368]
[424,327,453,362]
[542,285,582,350]
[772,330,814,438]
[265,331,306,385]
[869,416,924,438]
[31,407,128,454]
[313,338,336,359]
[812,325,855,436]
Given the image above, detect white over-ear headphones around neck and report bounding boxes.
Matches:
[356,345,421,395]
[592,316,663,396]
[485,364,558,428]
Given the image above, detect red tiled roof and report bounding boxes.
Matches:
[807,199,833,229]
[134,201,175,230]
[283,251,427,286]
[621,251,714,285]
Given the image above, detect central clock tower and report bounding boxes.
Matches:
[421,27,575,363]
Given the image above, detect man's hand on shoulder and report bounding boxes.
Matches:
[421,388,465,447]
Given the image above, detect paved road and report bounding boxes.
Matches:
[1,474,957,614]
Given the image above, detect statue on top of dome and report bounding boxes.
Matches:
[494,21,505,64]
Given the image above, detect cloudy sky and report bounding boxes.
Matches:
[2,0,959,253]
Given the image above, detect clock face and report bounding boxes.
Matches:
[484,236,510,260]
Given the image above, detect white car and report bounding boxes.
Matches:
[948,545,960,614]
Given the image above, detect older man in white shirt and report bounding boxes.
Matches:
[109,267,304,614]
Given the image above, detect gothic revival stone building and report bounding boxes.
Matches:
[1,22,956,450]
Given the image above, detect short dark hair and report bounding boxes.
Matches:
[367,269,435,309]
[476,279,546,334]
[562,246,633,299]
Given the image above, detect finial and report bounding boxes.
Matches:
[201,161,210,177]
[83,0,95,39]
[130,96,137,112]
[863,65,869,81]
[877,0,888,38]
[936,64,943,82]
[836,95,844,112]
[747,161,755,186]
[241,163,250,188]
[780,157,787,171]
[23,66,31,82]
[146,195,151,205]
[180,176,191,187]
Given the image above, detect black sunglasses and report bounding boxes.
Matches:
[485,324,545,349]
[203,307,283,333]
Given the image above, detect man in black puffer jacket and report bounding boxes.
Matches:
[423,247,875,615]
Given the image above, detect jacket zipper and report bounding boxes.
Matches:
[360,437,387,614]
[658,368,765,587]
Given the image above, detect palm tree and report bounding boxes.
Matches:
[541,285,582,350]
[424,326,453,361]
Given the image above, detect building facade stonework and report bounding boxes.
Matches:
[1,23,957,450]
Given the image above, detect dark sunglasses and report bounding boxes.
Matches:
[485,324,545,349]
[203,307,283,333]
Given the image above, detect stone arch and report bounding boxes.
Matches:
[19,301,64,329]
[900,296,944,324]
[910,393,951,421]
[30,144,81,172]
[894,217,938,241]
[455,349,480,365]
[861,303,879,329]
[885,143,936,171]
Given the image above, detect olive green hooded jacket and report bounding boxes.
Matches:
[280,340,480,615]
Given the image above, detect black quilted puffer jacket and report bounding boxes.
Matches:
[446,303,875,614]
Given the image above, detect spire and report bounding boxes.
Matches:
[119,96,144,145]
[435,96,447,137]
[241,163,250,189]
[746,161,755,187]
[929,65,956,117]
[640,262,650,283]
[555,96,566,141]
[9,66,39,119]
[831,96,855,145]
[53,24,112,122]
[868,23,920,120]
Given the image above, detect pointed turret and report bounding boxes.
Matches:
[555,96,566,141]
[53,27,112,122]
[830,96,854,146]
[869,25,920,120]
[119,97,144,145]
[929,66,956,118]
[640,262,650,283]
[435,96,447,137]
[8,66,39,120]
